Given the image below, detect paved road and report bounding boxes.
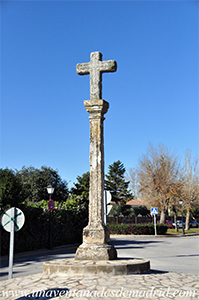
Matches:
[111,235,199,275]
[0,235,199,281]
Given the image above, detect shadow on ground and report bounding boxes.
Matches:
[0,247,77,267]
[0,247,77,280]
[111,238,163,249]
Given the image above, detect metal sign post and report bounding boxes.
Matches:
[154,214,157,236]
[8,208,15,279]
[48,199,55,249]
[1,207,25,279]
[151,207,158,236]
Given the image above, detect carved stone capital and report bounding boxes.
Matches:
[84,99,109,117]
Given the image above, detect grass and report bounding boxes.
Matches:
[167,228,199,235]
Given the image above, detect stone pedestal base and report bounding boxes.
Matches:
[75,242,117,260]
[75,224,117,260]
[43,258,150,276]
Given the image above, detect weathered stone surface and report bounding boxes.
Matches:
[75,99,117,260]
[83,100,109,230]
[76,52,117,100]
[43,259,150,276]
[75,241,117,261]
[2,270,199,300]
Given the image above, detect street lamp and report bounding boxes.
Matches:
[47,184,54,249]
[179,199,185,235]
[47,184,54,199]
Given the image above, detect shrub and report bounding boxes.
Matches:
[107,223,168,235]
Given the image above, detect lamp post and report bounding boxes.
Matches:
[179,199,185,235]
[47,184,54,249]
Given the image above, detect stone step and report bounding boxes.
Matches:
[43,258,150,276]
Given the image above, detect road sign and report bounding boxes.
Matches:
[104,190,112,204]
[107,204,112,215]
[150,207,158,236]
[104,191,112,225]
[1,207,25,279]
[151,207,158,215]
[1,207,25,232]
[48,199,55,211]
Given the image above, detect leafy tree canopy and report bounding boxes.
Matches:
[0,168,24,210]
[108,203,121,217]
[17,166,69,204]
[70,172,90,203]
[131,205,150,217]
[105,160,132,205]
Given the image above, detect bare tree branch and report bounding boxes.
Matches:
[136,143,181,223]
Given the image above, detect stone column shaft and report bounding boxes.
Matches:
[86,99,107,227]
[75,99,117,260]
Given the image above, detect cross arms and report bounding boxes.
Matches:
[76,51,117,99]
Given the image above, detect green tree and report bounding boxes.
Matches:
[70,172,90,204]
[0,168,24,210]
[191,207,199,219]
[17,166,69,203]
[131,205,150,217]
[108,203,122,217]
[105,160,132,205]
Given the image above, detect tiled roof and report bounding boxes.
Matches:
[126,198,146,206]
[108,198,147,207]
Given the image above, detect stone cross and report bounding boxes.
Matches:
[75,52,117,260]
[76,51,117,100]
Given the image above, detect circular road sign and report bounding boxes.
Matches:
[1,207,25,232]
[48,199,55,211]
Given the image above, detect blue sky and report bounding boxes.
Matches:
[1,0,198,188]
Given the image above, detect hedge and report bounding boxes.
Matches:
[107,223,168,235]
[0,205,88,256]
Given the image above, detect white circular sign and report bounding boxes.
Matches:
[1,207,25,232]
